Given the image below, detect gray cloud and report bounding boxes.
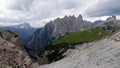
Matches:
[85,0,120,17]
[25,0,81,21]
[8,0,33,11]
[0,18,27,23]
[61,0,80,9]
[1,0,120,27]
[27,0,86,21]
[0,0,99,27]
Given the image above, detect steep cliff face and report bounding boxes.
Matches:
[0,30,32,68]
[27,15,93,51]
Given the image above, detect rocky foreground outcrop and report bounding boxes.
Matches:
[38,30,120,68]
[0,30,32,68]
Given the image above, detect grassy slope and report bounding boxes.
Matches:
[51,29,110,46]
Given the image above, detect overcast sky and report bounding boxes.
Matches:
[0,0,120,27]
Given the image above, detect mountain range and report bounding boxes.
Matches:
[24,15,106,64]
[26,15,120,65]
[0,23,37,44]
[27,15,120,68]
[27,15,102,51]
[1,14,120,68]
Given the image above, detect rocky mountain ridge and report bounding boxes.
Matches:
[27,15,120,64]
[27,15,97,51]
[28,15,120,65]
[96,16,120,30]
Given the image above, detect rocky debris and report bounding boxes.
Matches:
[0,30,32,68]
[38,30,120,68]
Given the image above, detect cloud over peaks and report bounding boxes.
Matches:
[85,0,120,17]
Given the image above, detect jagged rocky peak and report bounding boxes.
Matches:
[112,15,116,20]
[27,14,93,51]
[106,15,116,22]
[106,15,117,25]
[69,15,76,18]
[75,15,83,24]
[64,15,69,19]
[77,14,83,20]
[0,29,32,68]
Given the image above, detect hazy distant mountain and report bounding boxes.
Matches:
[93,20,104,26]
[27,15,97,51]
[11,23,32,29]
[0,23,37,44]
